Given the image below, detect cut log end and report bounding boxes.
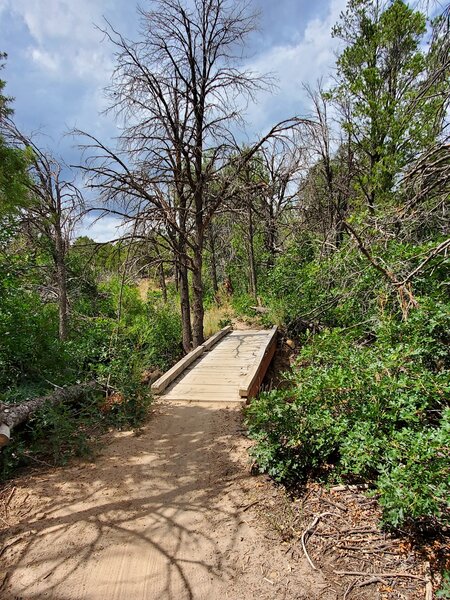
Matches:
[0,424,11,447]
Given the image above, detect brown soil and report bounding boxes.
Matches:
[253,483,436,600]
[0,401,440,600]
[0,402,327,600]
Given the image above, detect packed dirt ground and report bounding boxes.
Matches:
[0,400,443,599]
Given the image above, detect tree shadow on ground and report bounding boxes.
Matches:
[1,402,252,600]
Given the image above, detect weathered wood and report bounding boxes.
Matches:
[239,326,277,399]
[0,424,11,447]
[250,306,269,314]
[202,326,232,350]
[151,326,232,394]
[0,381,101,447]
[151,345,205,394]
[158,328,277,405]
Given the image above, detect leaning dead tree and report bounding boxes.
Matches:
[77,0,308,349]
[0,382,101,447]
[4,120,84,341]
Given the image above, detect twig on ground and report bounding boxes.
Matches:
[321,497,348,513]
[424,561,433,600]
[343,575,390,598]
[338,527,381,536]
[241,500,260,512]
[331,484,369,492]
[334,569,425,581]
[5,486,16,508]
[335,544,398,555]
[23,454,54,468]
[358,576,388,588]
[301,512,337,571]
[343,579,358,600]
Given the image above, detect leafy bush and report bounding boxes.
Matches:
[231,293,258,317]
[0,385,150,479]
[245,302,450,529]
[0,274,182,481]
[265,241,384,332]
[264,238,450,336]
[135,301,183,370]
[0,389,103,479]
[0,283,68,388]
[437,572,450,599]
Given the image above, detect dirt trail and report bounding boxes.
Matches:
[1,401,329,600]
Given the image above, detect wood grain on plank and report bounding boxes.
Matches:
[159,328,277,404]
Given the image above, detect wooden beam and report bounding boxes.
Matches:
[151,326,232,394]
[202,325,232,350]
[239,326,277,399]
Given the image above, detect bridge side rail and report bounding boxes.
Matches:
[239,326,278,399]
[151,326,232,394]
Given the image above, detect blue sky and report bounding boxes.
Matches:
[0,0,346,240]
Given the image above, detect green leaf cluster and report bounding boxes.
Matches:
[245,300,450,528]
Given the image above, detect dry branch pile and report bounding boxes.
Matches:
[253,481,448,599]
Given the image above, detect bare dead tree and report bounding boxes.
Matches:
[4,119,84,340]
[75,129,195,351]
[106,0,271,347]
[257,137,305,267]
[76,0,309,348]
[298,83,355,253]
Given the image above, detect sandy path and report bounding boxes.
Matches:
[1,402,329,600]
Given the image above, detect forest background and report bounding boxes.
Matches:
[0,0,448,559]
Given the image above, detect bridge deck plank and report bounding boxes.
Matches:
[159,329,276,404]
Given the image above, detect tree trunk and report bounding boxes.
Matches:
[248,205,258,297]
[208,224,219,295]
[152,242,167,302]
[191,242,205,348]
[174,260,179,292]
[0,382,101,447]
[265,202,276,269]
[335,134,353,248]
[54,225,69,341]
[158,262,167,302]
[178,255,192,353]
[335,195,347,248]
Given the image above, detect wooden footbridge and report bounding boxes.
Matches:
[151,326,277,404]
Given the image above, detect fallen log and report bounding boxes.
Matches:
[250,306,269,314]
[0,382,101,447]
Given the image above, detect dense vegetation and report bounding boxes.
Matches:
[242,1,450,533]
[0,234,183,476]
[0,0,448,548]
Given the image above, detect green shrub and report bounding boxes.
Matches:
[437,572,450,599]
[0,283,68,388]
[0,275,183,480]
[245,304,450,529]
[134,301,183,370]
[232,293,258,317]
[0,389,104,479]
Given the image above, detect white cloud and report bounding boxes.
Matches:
[4,0,115,85]
[28,47,60,72]
[77,213,127,243]
[245,0,347,133]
